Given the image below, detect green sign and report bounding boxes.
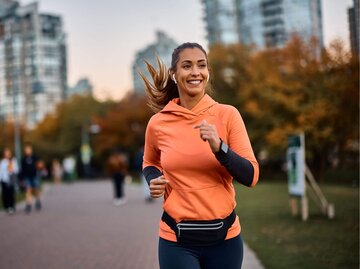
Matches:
[287,134,305,196]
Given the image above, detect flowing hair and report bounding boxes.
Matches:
[138,43,209,113]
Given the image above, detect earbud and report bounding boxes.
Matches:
[172,74,177,84]
[207,74,210,83]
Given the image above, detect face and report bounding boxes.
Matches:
[24,145,33,155]
[4,149,12,159]
[172,48,209,98]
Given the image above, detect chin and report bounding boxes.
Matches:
[187,89,205,97]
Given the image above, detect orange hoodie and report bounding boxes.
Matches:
[143,94,259,242]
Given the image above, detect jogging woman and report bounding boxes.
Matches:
[141,42,259,269]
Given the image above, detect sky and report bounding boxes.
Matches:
[20,0,353,101]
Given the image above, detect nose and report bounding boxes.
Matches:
[191,66,200,76]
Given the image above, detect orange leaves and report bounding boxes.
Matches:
[208,36,359,169]
[93,94,152,155]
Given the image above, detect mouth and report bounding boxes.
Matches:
[187,79,203,85]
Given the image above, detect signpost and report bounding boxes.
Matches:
[287,134,308,221]
[286,133,335,221]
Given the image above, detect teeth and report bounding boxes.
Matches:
[188,80,201,85]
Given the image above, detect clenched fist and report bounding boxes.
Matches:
[194,120,221,153]
[149,175,169,198]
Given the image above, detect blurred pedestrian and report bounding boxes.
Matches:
[36,159,48,180]
[21,143,42,214]
[107,151,128,206]
[0,148,19,214]
[52,159,63,184]
[141,43,259,269]
[63,155,76,182]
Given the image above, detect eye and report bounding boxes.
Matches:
[198,64,207,68]
[182,65,191,69]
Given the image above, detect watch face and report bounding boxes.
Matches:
[221,142,229,154]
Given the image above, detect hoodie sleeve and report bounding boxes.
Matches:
[215,106,259,187]
[142,117,162,185]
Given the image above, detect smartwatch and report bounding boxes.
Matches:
[216,139,229,155]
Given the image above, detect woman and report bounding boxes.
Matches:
[52,159,63,184]
[141,43,259,269]
[0,148,19,214]
[107,151,128,206]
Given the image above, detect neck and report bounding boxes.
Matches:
[178,93,205,110]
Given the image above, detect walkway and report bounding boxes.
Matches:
[0,180,264,269]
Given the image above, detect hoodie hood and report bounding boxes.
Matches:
[161,94,218,119]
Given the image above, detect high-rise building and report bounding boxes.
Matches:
[202,0,239,45]
[132,31,178,95]
[348,0,359,57]
[0,0,67,127]
[67,78,93,97]
[202,0,323,50]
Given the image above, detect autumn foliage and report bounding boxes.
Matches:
[209,37,359,179]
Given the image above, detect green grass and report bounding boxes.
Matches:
[235,181,359,269]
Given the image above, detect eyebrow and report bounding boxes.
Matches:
[180,59,207,64]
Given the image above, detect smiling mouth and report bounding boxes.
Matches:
[187,80,202,85]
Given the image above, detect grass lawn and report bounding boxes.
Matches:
[235,181,359,269]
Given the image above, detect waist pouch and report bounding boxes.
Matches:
[161,210,236,246]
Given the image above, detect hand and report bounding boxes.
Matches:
[149,175,169,198]
[194,120,221,153]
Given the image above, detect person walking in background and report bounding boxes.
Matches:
[62,155,76,182]
[36,159,48,181]
[0,148,19,214]
[21,143,42,214]
[107,151,128,206]
[141,43,259,269]
[52,159,63,184]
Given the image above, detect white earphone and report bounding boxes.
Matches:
[172,74,177,84]
[207,74,210,83]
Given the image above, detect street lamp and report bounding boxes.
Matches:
[12,71,21,163]
[81,123,100,178]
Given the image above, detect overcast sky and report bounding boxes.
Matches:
[20,0,353,101]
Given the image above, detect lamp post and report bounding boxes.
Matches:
[81,123,100,178]
[12,71,21,163]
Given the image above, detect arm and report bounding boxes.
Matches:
[142,117,162,185]
[221,107,259,187]
[142,117,169,198]
[143,166,162,186]
[12,158,19,174]
[194,108,259,187]
[214,141,255,186]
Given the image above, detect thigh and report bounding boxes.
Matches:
[25,177,34,189]
[201,234,243,269]
[158,238,201,269]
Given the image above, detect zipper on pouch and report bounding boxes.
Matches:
[176,222,224,238]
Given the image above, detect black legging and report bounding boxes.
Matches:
[1,182,15,210]
[112,173,125,199]
[159,234,243,269]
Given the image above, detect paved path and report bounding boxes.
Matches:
[0,180,264,269]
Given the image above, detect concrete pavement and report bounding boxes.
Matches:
[0,180,264,269]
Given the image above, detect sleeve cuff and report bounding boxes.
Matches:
[142,166,162,186]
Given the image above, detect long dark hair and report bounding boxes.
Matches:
[138,42,209,113]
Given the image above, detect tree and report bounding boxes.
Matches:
[0,121,26,155]
[208,37,359,179]
[93,93,152,162]
[28,95,113,163]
